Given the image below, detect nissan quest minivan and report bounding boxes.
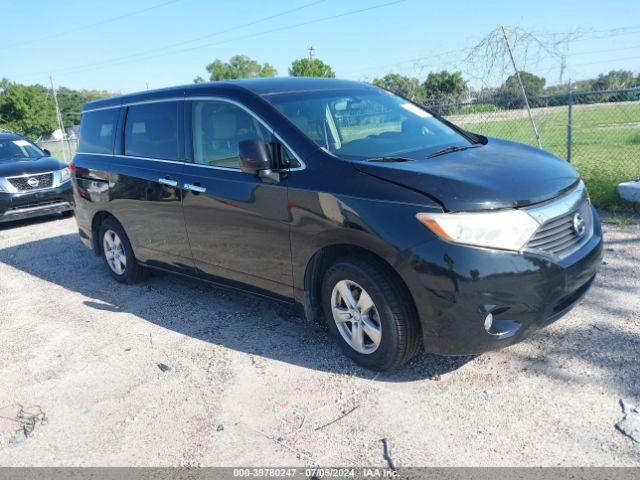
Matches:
[72,78,602,371]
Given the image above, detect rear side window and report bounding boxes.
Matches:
[78,109,118,154]
[124,102,179,160]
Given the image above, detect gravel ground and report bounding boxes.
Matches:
[0,215,638,467]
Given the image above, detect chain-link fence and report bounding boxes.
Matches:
[36,138,78,164]
[429,87,640,210]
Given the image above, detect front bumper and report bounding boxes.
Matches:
[0,181,74,223]
[399,206,603,355]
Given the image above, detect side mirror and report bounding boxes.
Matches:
[239,139,279,184]
[43,148,51,156]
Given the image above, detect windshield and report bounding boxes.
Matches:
[264,88,472,160]
[0,138,45,162]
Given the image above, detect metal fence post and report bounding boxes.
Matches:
[501,25,542,149]
[567,80,573,163]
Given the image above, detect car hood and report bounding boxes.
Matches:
[0,156,66,178]
[352,138,580,212]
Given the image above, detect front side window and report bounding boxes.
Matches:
[124,102,179,160]
[78,108,119,154]
[264,88,471,160]
[192,101,276,169]
[0,138,45,162]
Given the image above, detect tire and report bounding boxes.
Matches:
[321,257,421,371]
[98,217,147,284]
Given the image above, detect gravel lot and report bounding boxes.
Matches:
[0,215,638,467]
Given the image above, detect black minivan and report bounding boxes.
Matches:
[72,78,602,370]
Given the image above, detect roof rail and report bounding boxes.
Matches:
[0,127,15,133]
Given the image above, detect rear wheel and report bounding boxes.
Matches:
[321,257,421,371]
[98,218,147,284]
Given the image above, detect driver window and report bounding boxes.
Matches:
[192,101,273,169]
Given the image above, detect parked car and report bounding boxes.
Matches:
[71,78,603,371]
[0,130,74,224]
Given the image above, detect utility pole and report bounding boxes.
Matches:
[567,79,573,163]
[501,25,542,149]
[308,45,316,60]
[49,75,69,163]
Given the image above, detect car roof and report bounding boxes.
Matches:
[82,77,377,112]
[0,131,22,141]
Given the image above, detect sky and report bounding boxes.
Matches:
[1,0,639,94]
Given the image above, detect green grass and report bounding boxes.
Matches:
[449,101,640,210]
[447,103,502,115]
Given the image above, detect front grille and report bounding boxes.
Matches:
[526,194,593,258]
[7,173,54,191]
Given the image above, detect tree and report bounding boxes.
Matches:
[423,70,468,104]
[373,74,425,103]
[201,55,277,82]
[501,71,546,97]
[0,78,12,93]
[593,70,636,91]
[56,87,112,128]
[496,71,546,108]
[0,83,56,138]
[289,58,335,78]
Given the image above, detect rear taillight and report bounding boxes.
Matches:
[69,161,89,177]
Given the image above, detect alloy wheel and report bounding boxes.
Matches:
[330,279,382,354]
[103,229,127,275]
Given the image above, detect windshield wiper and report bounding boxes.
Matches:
[368,156,411,163]
[426,144,481,159]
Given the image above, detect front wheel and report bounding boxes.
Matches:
[98,218,147,284]
[321,258,421,371]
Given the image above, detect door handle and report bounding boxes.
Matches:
[158,177,178,187]
[184,183,206,193]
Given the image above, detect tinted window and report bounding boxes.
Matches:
[125,102,179,160]
[192,101,273,169]
[78,108,118,154]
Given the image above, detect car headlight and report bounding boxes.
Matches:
[416,209,540,251]
[59,167,71,183]
[0,180,8,193]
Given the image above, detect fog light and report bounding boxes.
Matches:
[484,313,494,332]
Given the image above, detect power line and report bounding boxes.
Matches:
[567,43,640,57]
[22,0,327,79]
[571,54,640,67]
[340,47,472,76]
[551,27,640,43]
[26,0,409,80]
[533,24,640,39]
[1,0,182,51]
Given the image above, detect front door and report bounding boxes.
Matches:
[181,99,293,299]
